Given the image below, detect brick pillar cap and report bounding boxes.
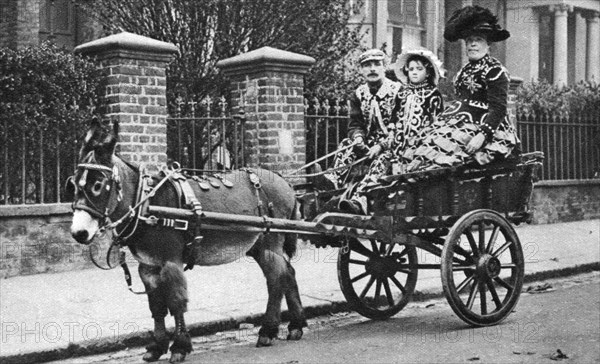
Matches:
[217,46,316,77]
[74,32,178,61]
[509,76,524,91]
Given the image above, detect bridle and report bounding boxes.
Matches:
[67,151,179,242]
[67,150,185,294]
[66,151,124,224]
[67,151,151,293]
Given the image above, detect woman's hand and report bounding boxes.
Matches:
[367,144,383,158]
[353,136,365,147]
[465,133,486,154]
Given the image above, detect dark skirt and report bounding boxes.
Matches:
[399,100,519,172]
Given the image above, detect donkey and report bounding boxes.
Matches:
[68,121,306,363]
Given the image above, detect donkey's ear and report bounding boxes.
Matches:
[112,121,119,140]
[107,121,119,153]
[84,117,103,145]
[79,117,103,160]
[90,116,102,130]
[102,122,119,155]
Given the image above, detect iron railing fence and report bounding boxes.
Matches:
[303,98,600,181]
[1,117,83,205]
[2,101,597,206]
[166,97,246,172]
[517,110,600,180]
[304,98,351,169]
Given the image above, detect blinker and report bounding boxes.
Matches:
[65,176,76,201]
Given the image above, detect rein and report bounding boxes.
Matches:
[280,141,369,179]
[285,142,356,176]
[281,156,368,178]
[100,164,180,236]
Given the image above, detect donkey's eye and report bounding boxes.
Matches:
[91,180,105,196]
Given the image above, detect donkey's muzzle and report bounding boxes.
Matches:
[71,229,91,245]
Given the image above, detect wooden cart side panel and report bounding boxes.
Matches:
[369,163,540,220]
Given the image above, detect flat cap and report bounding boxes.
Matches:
[358,49,385,64]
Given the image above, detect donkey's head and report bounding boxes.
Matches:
[67,119,122,244]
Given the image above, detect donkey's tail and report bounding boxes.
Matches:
[160,261,188,313]
[283,199,299,258]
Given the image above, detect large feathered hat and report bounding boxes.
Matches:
[444,6,510,42]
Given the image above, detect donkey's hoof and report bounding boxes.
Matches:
[143,351,163,362]
[143,337,169,362]
[287,328,303,341]
[256,336,274,347]
[169,352,187,363]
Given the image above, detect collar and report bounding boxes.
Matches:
[407,81,432,90]
[367,79,383,94]
[468,53,490,65]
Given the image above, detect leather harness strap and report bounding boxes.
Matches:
[241,168,275,219]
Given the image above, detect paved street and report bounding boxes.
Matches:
[52,272,600,363]
[1,219,599,364]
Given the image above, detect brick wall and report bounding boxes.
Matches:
[218,47,315,177]
[532,181,600,224]
[101,58,169,168]
[508,77,523,127]
[1,32,178,278]
[230,71,306,170]
[75,32,177,172]
[0,207,94,278]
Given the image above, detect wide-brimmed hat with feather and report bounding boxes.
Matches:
[393,48,445,86]
[444,6,510,42]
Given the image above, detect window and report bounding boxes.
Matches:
[392,26,403,60]
[387,0,426,56]
[0,0,9,24]
[39,0,75,48]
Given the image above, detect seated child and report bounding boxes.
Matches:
[339,48,445,214]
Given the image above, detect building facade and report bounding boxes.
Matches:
[505,0,600,85]
[0,0,101,50]
[349,0,446,64]
[352,0,600,85]
[1,0,599,86]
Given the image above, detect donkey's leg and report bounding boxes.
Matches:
[139,264,170,362]
[283,262,307,341]
[249,235,304,347]
[252,247,285,347]
[282,233,307,340]
[160,262,192,363]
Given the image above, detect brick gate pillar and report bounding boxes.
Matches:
[508,76,523,129]
[75,32,178,172]
[217,47,315,175]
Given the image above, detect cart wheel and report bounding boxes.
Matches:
[441,209,524,327]
[338,238,418,320]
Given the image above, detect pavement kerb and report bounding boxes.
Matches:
[2,262,598,364]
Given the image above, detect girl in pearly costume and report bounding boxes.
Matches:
[339,48,444,214]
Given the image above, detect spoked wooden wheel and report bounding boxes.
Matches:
[338,238,418,320]
[441,209,524,327]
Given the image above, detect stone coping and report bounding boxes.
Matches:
[0,203,71,218]
[217,46,315,76]
[74,32,178,58]
[535,179,600,187]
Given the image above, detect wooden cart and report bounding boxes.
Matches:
[294,152,543,326]
[149,152,543,326]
